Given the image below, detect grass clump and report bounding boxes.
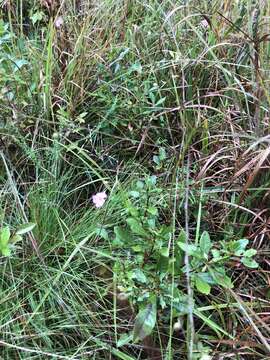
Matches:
[1,0,270,359]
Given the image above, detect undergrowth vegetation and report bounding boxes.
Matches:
[1,0,270,359]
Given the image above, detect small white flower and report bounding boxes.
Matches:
[173,320,182,331]
[92,192,107,208]
[55,16,64,28]
[117,292,129,301]
[200,355,212,360]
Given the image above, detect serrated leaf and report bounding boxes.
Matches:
[0,226,10,247]
[133,300,157,342]
[195,275,211,295]
[241,257,258,268]
[16,223,36,235]
[199,231,212,257]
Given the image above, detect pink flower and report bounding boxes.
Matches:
[92,192,107,208]
[200,19,209,28]
[55,17,64,28]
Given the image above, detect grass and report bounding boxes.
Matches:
[1,0,270,359]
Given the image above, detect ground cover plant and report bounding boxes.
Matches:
[1,0,270,359]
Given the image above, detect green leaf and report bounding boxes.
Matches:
[159,147,166,160]
[1,246,11,257]
[155,97,166,107]
[13,59,28,70]
[30,11,44,25]
[147,207,158,216]
[95,226,108,240]
[232,239,249,256]
[241,257,258,268]
[126,204,139,217]
[157,255,169,275]
[159,295,166,309]
[153,155,160,165]
[131,244,143,252]
[160,247,169,257]
[197,272,215,285]
[195,275,211,295]
[158,225,172,239]
[243,249,257,258]
[117,333,133,347]
[129,191,140,198]
[175,246,184,270]
[209,268,233,289]
[113,226,131,246]
[133,300,157,341]
[173,293,191,315]
[145,175,157,187]
[136,180,144,189]
[211,249,221,259]
[199,231,212,258]
[132,269,147,283]
[93,338,136,360]
[126,218,148,237]
[178,230,186,243]
[178,242,198,256]
[194,309,233,339]
[0,226,10,247]
[10,234,23,243]
[147,218,156,228]
[16,223,36,235]
[129,61,142,74]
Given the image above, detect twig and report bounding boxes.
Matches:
[228,288,270,353]
[0,339,71,359]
